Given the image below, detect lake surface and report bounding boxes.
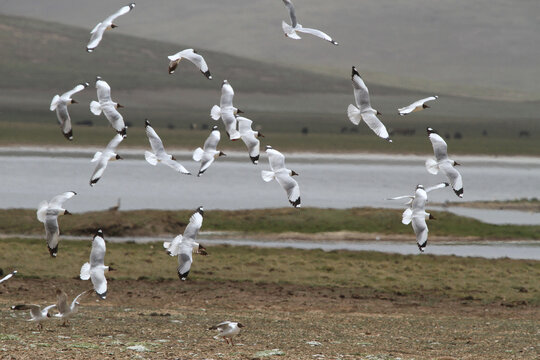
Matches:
[1,148,539,225]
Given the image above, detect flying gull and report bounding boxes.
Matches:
[90,77,128,137]
[209,321,245,345]
[193,126,226,176]
[237,116,263,164]
[144,119,191,175]
[54,288,94,326]
[80,229,113,299]
[426,127,463,197]
[0,270,17,284]
[163,207,207,281]
[210,80,242,140]
[37,191,76,257]
[281,0,338,45]
[11,303,56,330]
[90,134,124,186]
[261,146,301,208]
[86,3,136,52]
[50,82,90,140]
[168,49,212,79]
[398,96,439,116]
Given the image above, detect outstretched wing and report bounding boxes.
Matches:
[351,67,372,111]
[49,191,76,209]
[282,0,298,27]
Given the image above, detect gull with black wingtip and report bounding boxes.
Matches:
[37,191,76,257]
[210,80,242,140]
[90,77,127,137]
[168,49,212,79]
[193,126,226,176]
[426,127,464,197]
[144,119,191,175]
[86,3,136,52]
[50,82,89,140]
[80,229,114,299]
[261,146,301,208]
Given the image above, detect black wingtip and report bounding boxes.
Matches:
[48,245,58,258]
[203,70,212,79]
[454,188,464,198]
[118,128,127,137]
[290,197,301,208]
[95,229,104,238]
[351,66,360,78]
[418,243,426,252]
[250,155,260,164]
[145,119,151,128]
[90,178,99,186]
[197,206,204,216]
[178,270,190,281]
[97,291,107,300]
[63,130,73,141]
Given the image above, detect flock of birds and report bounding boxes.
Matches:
[6,0,466,343]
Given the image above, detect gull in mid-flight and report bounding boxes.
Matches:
[168,49,212,79]
[80,229,113,299]
[281,0,338,45]
[398,96,439,116]
[163,207,208,281]
[347,67,391,142]
[54,289,94,326]
[50,82,89,140]
[144,119,191,175]
[261,146,300,208]
[0,270,17,284]
[209,321,245,345]
[37,191,76,257]
[11,303,56,330]
[237,116,263,164]
[389,183,448,251]
[90,77,128,137]
[87,3,136,52]
[90,134,124,186]
[426,127,463,198]
[193,126,226,176]
[210,80,242,140]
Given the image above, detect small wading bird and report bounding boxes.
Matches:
[398,96,439,116]
[209,321,245,345]
[168,49,212,79]
[11,303,56,330]
[80,229,114,299]
[210,80,243,140]
[237,116,263,164]
[54,289,94,326]
[261,146,301,208]
[193,126,226,176]
[90,134,124,186]
[347,67,391,142]
[163,207,207,281]
[37,191,77,257]
[144,119,191,175]
[50,82,89,140]
[388,183,449,251]
[90,77,128,137]
[86,3,136,52]
[281,0,338,45]
[425,127,463,197]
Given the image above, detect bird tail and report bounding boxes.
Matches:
[347,104,362,125]
[402,208,413,225]
[210,105,221,120]
[144,151,158,166]
[261,170,275,182]
[91,151,102,162]
[50,95,60,111]
[80,262,91,280]
[36,201,49,223]
[192,147,204,162]
[165,236,182,256]
[90,101,102,116]
[282,21,301,39]
[425,158,439,175]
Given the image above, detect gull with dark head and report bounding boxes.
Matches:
[37,191,76,257]
[163,207,207,281]
[90,77,127,137]
[281,0,338,45]
[348,67,391,142]
[209,321,245,345]
[90,134,124,186]
[144,119,191,175]
[168,49,212,79]
[237,116,263,164]
[398,96,439,116]
[86,3,136,52]
[50,82,89,140]
[54,289,93,326]
[11,303,56,330]
[426,127,463,197]
[80,229,113,299]
[193,126,226,176]
[261,146,301,208]
[210,80,242,140]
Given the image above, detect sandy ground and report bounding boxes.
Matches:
[0,278,538,360]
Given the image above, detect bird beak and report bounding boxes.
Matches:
[219,151,226,157]
[454,161,461,166]
[291,170,299,176]
[109,266,116,271]
[116,103,124,108]
[71,99,78,104]
[376,110,382,116]
[429,214,436,220]
[116,154,123,160]
[171,155,177,161]
[258,132,265,138]
[64,210,72,215]
[111,24,118,28]
[236,109,244,114]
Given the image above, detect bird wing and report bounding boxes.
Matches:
[71,289,94,309]
[214,321,232,332]
[221,111,239,139]
[90,235,106,267]
[162,157,191,175]
[387,195,414,201]
[103,3,135,25]
[49,191,76,208]
[241,131,260,161]
[183,211,203,240]
[267,148,286,171]
[145,124,166,155]
[275,170,301,208]
[55,104,73,140]
[220,82,235,108]
[61,83,88,101]
[96,80,112,103]
[295,26,335,43]
[0,271,16,283]
[180,49,211,78]
[198,153,216,175]
[45,211,60,255]
[12,304,41,317]
[90,156,109,186]
[56,290,69,314]
[177,244,194,279]
[439,162,463,197]
[411,216,428,251]
[101,104,126,134]
[104,133,124,153]
[90,267,107,299]
[425,182,449,193]
[87,23,106,51]
[203,130,220,152]
[351,68,372,110]
[361,112,390,140]
[237,116,253,134]
[282,0,298,28]
[428,132,449,162]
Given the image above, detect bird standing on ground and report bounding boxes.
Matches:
[237,116,263,164]
[90,77,128,137]
[90,134,124,186]
[144,119,191,175]
[54,289,94,326]
[210,80,242,140]
[11,304,56,330]
[50,83,89,140]
[168,49,212,79]
[163,207,207,281]
[86,3,136,52]
[398,96,439,116]
[80,229,113,299]
[193,126,226,176]
[426,127,463,197]
[261,146,301,208]
[281,0,338,45]
[209,321,245,345]
[347,67,391,142]
[37,191,76,257]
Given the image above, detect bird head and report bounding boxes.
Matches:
[237,323,245,328]
[116,103,124,109]
[351,66,360,79]
[145,119,151,127]
[453,161,461,166]
[64,210,72,215]
[427,127,438,135]
[171,155,177,161]
[198,244,208,256]
[47,312,52,318]
[416,184,424,190]
[235,108,244,114]
[95,229,104,239]
[257,131,264,138]
[212,125,219,131]
[265,145,273,151]
[70,99,78,104]
[376,110,382,115]
[115,154,123,160]
[219,151,226,157]
[196,206,204,215]
[291,170,299,176]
